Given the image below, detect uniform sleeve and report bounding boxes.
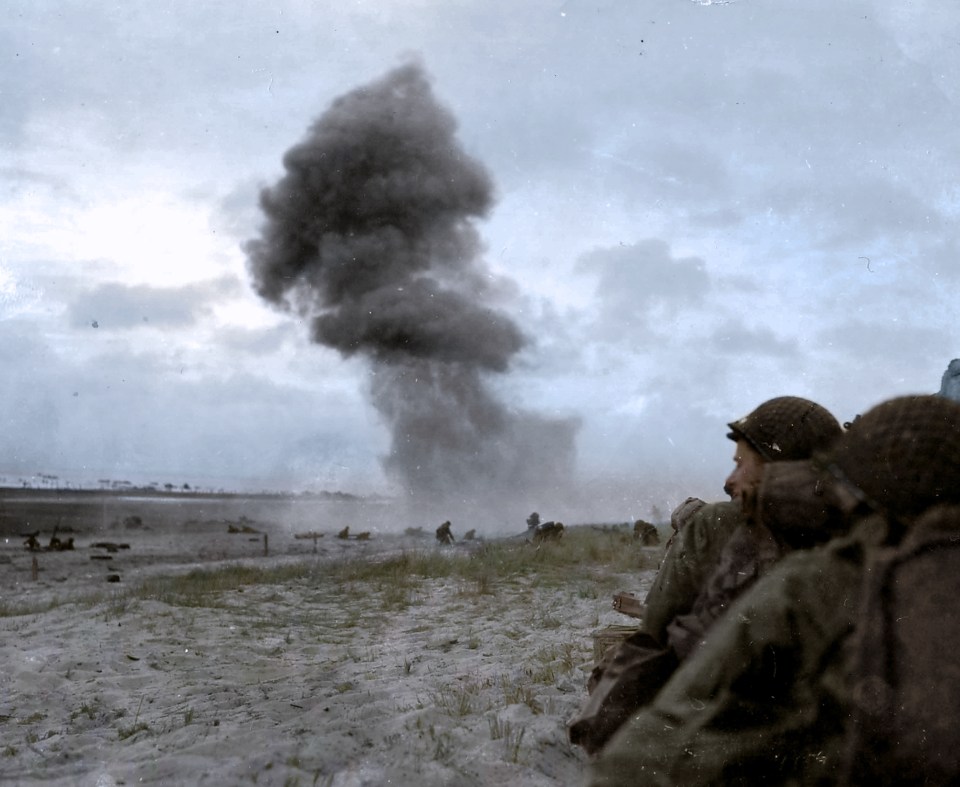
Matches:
[592,548,862,787]
[643,502,742,644]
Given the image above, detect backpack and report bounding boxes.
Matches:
[843,505,960,785]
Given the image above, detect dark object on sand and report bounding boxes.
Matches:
[92,542,131,552]
[228,523,261,534]
[90,555,113,561]
[106,574,121,583]
[336,526,369,541]
[23,532,41,551]
[532,521,564,544]
[633,520,660,546]
[47,527,75,551]
[612,591,645,620]
[464,529,476,541]
[436,521,455,545]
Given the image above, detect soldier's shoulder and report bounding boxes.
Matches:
[676,500,744,555]
[687,500,743,529]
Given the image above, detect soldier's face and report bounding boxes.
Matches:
[724,440,765,500]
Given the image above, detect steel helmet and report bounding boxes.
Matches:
[824,394,960,518]
[727,396,842,462]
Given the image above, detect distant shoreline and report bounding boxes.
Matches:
[0,486,377,503]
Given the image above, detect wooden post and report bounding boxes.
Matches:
[31,556,39,581]
[263,534,268,556]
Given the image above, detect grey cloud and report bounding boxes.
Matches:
[68,277,241,330]
[765,176,942,249]
[577,240,710,341]
[610,139,731,201]
[818,319,951,364]
[217,325,292,356]
[0,166,77,199]
[689,207,744,229]
[709,319,799,358]
[913,237,960,282]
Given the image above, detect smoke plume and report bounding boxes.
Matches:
[246,62,577,521]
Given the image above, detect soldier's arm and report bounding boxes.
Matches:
[643,501,741,644]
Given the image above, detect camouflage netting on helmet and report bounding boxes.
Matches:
[825,395,960,519]
[727,396,842,462]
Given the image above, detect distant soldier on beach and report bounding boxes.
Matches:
[532,521,564,544]
[23,531,40,551]
[526,512,540,531]
[632,520,659,546]
[337,526,350,539]
[436,520,454,545]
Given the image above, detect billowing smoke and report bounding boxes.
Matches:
[246,61,577,524]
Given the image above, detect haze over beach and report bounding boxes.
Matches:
[3,3,959,523]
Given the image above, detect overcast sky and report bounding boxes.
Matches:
[2,0,958,522]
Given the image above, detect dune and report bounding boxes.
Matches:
[0,516,661,786]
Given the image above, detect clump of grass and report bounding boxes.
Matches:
[117,721,150,741]
[0,523,661,620]
[432,678,490,717]
[70,701,99,723]
[505,724,526,763]
[489,716,526,762]
[0,596,65,619]
[524,642,582,684]
[499,675,542,714]
[134,563,315,608]
[429,727,456,765]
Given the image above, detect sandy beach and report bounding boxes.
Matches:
[0,502,660,786]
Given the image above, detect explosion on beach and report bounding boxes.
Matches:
[246,61,578,521]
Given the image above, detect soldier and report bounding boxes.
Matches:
[645,396,844,642]
[435,520,454,545]
[570,396,843,754]
[590,394,960,785]
[632,519,659,546]
[532,521,564,544]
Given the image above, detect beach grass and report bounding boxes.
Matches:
[1,524,660,619]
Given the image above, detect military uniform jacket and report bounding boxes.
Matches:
[643,501,744,646]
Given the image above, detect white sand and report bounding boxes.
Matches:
[0,530,656,786]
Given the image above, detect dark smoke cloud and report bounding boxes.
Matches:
[246,61,577,518]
